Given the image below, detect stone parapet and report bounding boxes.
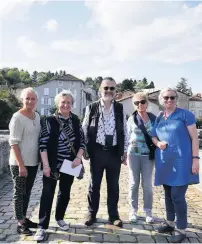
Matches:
[0,135,9,174]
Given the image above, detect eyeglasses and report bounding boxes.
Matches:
[134,100,146,106]
[103,86,116,91]
[163,96,176,101]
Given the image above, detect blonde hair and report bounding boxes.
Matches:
[20,87,38,100]
[132,92,148,108]
[158,87,178,106]
[54,89,74,107]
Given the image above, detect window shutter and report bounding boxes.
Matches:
[48,98,51,105]
[41,97,44,105]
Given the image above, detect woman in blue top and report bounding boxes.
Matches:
[151,87,199,243]
[127,92,156,224]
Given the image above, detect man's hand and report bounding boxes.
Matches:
[122,152,127,166]
[157,141,167,150]
[43,165,51,177]
[72,157,81,168]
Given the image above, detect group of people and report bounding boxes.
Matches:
[8,77,200,243]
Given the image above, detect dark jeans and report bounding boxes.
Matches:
[163,184,188,229]
[38,172,74,229]
[10,165,38,220]
[88,145,122,220]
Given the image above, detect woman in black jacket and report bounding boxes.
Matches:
[34,90,85,241]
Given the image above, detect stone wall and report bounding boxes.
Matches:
[0,135,9,174]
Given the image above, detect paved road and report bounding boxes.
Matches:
[0,161,202,243]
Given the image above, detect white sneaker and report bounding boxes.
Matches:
[34,228,46,241]
[146,215,154,224]
[129,214,138,223]
[57,220,69,230]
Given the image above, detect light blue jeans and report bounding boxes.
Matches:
[128,154,154,215]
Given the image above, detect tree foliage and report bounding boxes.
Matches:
[176,77,192,96]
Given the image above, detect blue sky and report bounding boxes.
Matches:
[0,0,202,93]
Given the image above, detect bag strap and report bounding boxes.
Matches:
[54,115,77,157]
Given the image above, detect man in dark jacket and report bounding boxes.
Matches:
[82,77,128,227]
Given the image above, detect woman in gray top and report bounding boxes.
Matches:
[9,87,41,236]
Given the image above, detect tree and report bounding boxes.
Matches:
[93,76,103,90]
[85,77,94,86]
[176,77,192,95]
[20,70,32,84]
[142,77,148,86]
[145,81,155,89]
[31,71,38,83]
[121,79,134,91]
[0,100,13,129]
[4,68,21,88]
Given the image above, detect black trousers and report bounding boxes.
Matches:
[88,145,122,220]
[38,172,74,229]
[10,165,38,220]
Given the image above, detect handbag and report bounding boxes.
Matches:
[55,116,85,180]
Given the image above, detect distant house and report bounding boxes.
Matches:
[116,93,160,116]
[148,89,190,110]
[116,89,191,117]
[34,74,88,118]
[189,94,202,119]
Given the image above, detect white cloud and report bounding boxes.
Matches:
[51,38,111,55]
[84,1,202,64]
[44,19,58,32]
[17,36,44,58]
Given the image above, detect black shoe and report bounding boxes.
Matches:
[84,215,96,226]
[156,221,175,233]
[168,230,186,243]
[109,218,123,228]
[17,224,32,236]
[25,218,38,228]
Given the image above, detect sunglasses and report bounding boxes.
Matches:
[134,100,146,106]
[103,86,115,91]
[49,172,60,180]
[163,96,176,101]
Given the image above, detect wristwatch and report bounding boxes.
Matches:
[192,156,200,159]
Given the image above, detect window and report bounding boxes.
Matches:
[195,101,200,108]
[44,97,49,105]
[56,88,63,94]
[41,108,44,116]
[199,111,202,117]
[44,109,49,116]
[44,88,49,96]
[189,102,195,108]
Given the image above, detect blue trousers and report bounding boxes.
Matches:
[163,184,188,229]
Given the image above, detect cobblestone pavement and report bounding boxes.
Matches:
[1,161,202,243]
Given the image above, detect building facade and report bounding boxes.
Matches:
[189,95,202,119]
[34,74,86,118]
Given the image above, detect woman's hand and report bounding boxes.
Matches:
[72,157,81,168]
[43,165,51,177]
[192,159,199,174]
[19,165,28,177]
[121,152,127,166]
[157,141,167,150]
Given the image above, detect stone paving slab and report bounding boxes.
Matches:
[0,160,202,243]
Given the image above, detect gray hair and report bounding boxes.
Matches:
[54,89,75,107]
[20,87,38,100]
[158,87,178,106]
